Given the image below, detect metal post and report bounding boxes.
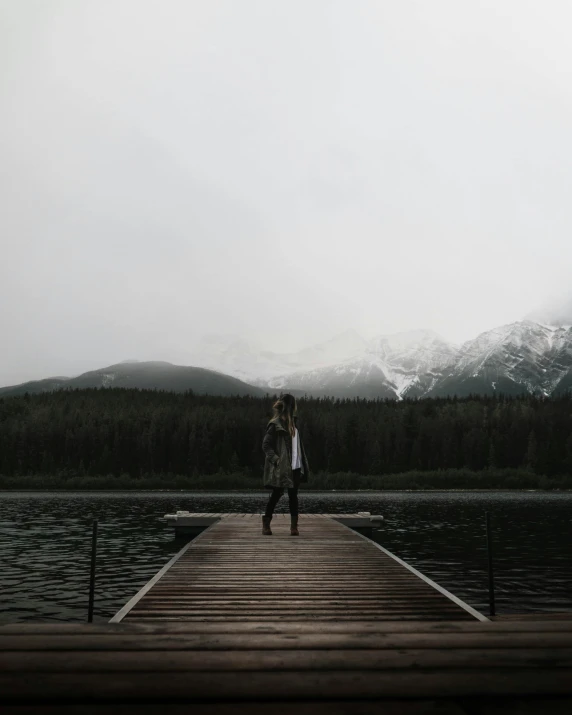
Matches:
[88,519,98,623]
[485,511,496,617]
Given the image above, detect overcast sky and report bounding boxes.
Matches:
[2,0,572,385]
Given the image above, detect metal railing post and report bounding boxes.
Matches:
[88,519,98,623]
[485,511,496,617]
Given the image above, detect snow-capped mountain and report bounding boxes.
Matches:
[4,318,572,400]
[432,321,572,398]
[267,355,397,399]
[188,319,572,399]
[268,329,459,399]
[365,329,460,398]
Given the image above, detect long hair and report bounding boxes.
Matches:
[272,393,297,437]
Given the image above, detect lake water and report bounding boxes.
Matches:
[0,491,571,624]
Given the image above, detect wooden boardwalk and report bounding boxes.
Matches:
[112,514,483,623]
[2,514,572,711]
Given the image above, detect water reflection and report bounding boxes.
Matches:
[0,491,570,623]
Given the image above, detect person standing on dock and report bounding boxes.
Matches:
[261,393,310,537]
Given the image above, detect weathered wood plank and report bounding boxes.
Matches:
[2,621,572,635]
[3,648,572,672]
[1,669,572,700]
[4,700,572,715]
[465,698,572,714]
[0,700,474,714]
[3,632,572,650]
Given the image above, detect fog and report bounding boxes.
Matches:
[2,0,572,385]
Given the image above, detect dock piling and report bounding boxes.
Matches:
[485,511,496,617]
[87,519,98,623]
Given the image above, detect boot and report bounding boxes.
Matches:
[290,515,299,536]
[262,515,273,535]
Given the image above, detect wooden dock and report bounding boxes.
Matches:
[2,513,572,712]
[113,513,483,623]
[164,510,383,537]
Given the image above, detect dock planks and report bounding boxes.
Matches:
[3,514,572,711]
[2,621,572,711]
[113,514,482,623]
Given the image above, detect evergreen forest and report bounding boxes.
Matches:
[1,388,572,489]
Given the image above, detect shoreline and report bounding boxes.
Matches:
[1,488,572,494]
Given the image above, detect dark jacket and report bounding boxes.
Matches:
[262,415,310,489]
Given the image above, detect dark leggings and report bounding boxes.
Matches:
[264,469,300,517]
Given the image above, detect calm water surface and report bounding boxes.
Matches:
[0,491,570,623]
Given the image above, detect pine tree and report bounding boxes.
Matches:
[525,430,538,471]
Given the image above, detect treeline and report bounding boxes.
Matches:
[0,469,570,491]
[1,388,572,489]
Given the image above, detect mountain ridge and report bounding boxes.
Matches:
[3,318,572,400]
[184,319,572,400]
[0,361,268,398]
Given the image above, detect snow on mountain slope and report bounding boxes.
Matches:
[187,319,572,399]
[432,321,572,397]
[7,312,572,399]
[366,329,459,397]
[266,329,458,399]
[268,354,397,399]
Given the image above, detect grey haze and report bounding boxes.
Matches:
[2,0,572,386]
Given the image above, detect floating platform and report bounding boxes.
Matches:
[164,510,384,537]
